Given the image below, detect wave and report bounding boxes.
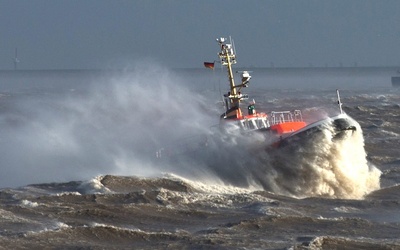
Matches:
[307,236,399,249]
[7,116,380,201]
[172,116,381,199]
[366,184,400,200]
[0,173,395,249]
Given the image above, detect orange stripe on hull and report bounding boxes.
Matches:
[271,121,307,134]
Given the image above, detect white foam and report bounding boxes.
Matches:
[24,221,71,236]
[21,199,39,208]
[78,176,112,194]
[165,173,262,194]
[381,129,399,137]
[237,116,381,199]
[333,206,360,213]
[89,222,175,236]
[156,175,275,208]
[54,191,82,196]
[53,221,71,229]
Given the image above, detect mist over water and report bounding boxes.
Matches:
[0,65,381,200]
[0,65,216,188]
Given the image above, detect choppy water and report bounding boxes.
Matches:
[0,67,399,249]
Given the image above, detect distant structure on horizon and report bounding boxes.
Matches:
[14,48,19,70]
[392,75,400,87]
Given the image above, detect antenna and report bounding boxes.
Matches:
[229,36,237,58]
[336,89,343,114]
[14,48,20,70]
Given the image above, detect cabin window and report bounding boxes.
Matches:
[257,119,264,128]
[240,121,245,129]
[249,120,256,129]
[262,119,268,128]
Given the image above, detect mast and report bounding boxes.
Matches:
[217,37,237,96]
[216,37,251,118]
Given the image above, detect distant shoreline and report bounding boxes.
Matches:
[0,66,398,76]
[0,66,399,71]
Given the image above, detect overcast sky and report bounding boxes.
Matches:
[1,0,400,70]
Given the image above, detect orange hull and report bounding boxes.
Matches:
[270,121,307,134]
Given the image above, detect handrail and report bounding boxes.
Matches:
[270,110,303,125]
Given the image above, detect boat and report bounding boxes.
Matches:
[212,37,306,138]
[208,37,357,148]
[156,37,358,158]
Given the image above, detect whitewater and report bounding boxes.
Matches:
[0,65,399,249]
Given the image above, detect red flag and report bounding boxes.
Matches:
[204,62,214,69]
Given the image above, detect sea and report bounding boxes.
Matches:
[0,65,399,249]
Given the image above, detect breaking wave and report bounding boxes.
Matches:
[178,116,381,200]
[263,118,381,199]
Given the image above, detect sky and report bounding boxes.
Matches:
[1,0,400,70]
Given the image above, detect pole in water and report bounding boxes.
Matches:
[336,89,343,114]
[14,48,19,70]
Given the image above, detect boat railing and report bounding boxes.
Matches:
[270,110,303,125]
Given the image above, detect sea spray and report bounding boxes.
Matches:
[285,116,381,199]
[0,66,381,199]
[0,64,215,188]
[327,119,381,198]
[199,115,381,199]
